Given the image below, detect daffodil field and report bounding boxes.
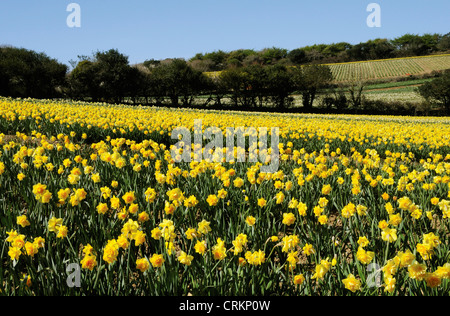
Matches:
[1,97,450,296]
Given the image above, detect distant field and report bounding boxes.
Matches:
[205,54,450,83]
[188,78,428,108]
[325,54,450,82]
[363,78,432,91]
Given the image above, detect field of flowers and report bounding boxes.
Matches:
[1,97,450,296]
[363,91,424,104]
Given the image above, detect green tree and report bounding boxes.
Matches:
[265,65,295,108]
[201,50,229,71]
[260,47,288,65]
[219,65,268,107]
[123,66,149,104]
[143,59,161,69]
[292,65,333,110]
[322,42,352,58]
[67,60,102,101]
[0,46,67,98]
[287,49,307,65]
[391,34,430,56]
[223,49,257,68]
[95,49,132,103]
[218,67,241,106]
[417,70,450,113]
[150,59,209,106]
[437,33,450,51]
[68,49,148,104]
[219,64,295,109]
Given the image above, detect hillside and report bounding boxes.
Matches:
[205,53,450,83]
[327,54,450,82]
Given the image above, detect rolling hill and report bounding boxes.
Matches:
[205,53,450,83]
[327,54,450,82]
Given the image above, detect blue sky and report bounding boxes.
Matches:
[0,0,449,66]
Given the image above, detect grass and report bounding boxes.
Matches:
[363,79,432,91]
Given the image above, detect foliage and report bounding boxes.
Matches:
[0,47,67,99]
[417,70,450,113]
[149,59,210,106]
[187,33,450,69]
[287,49,307,65]
[291,65,334,109]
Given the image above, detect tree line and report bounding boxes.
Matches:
[187,33,450,72]
[67,49,336,110]
[0,46,335,109]
[0,32,449,114]
[0,46,67,99]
